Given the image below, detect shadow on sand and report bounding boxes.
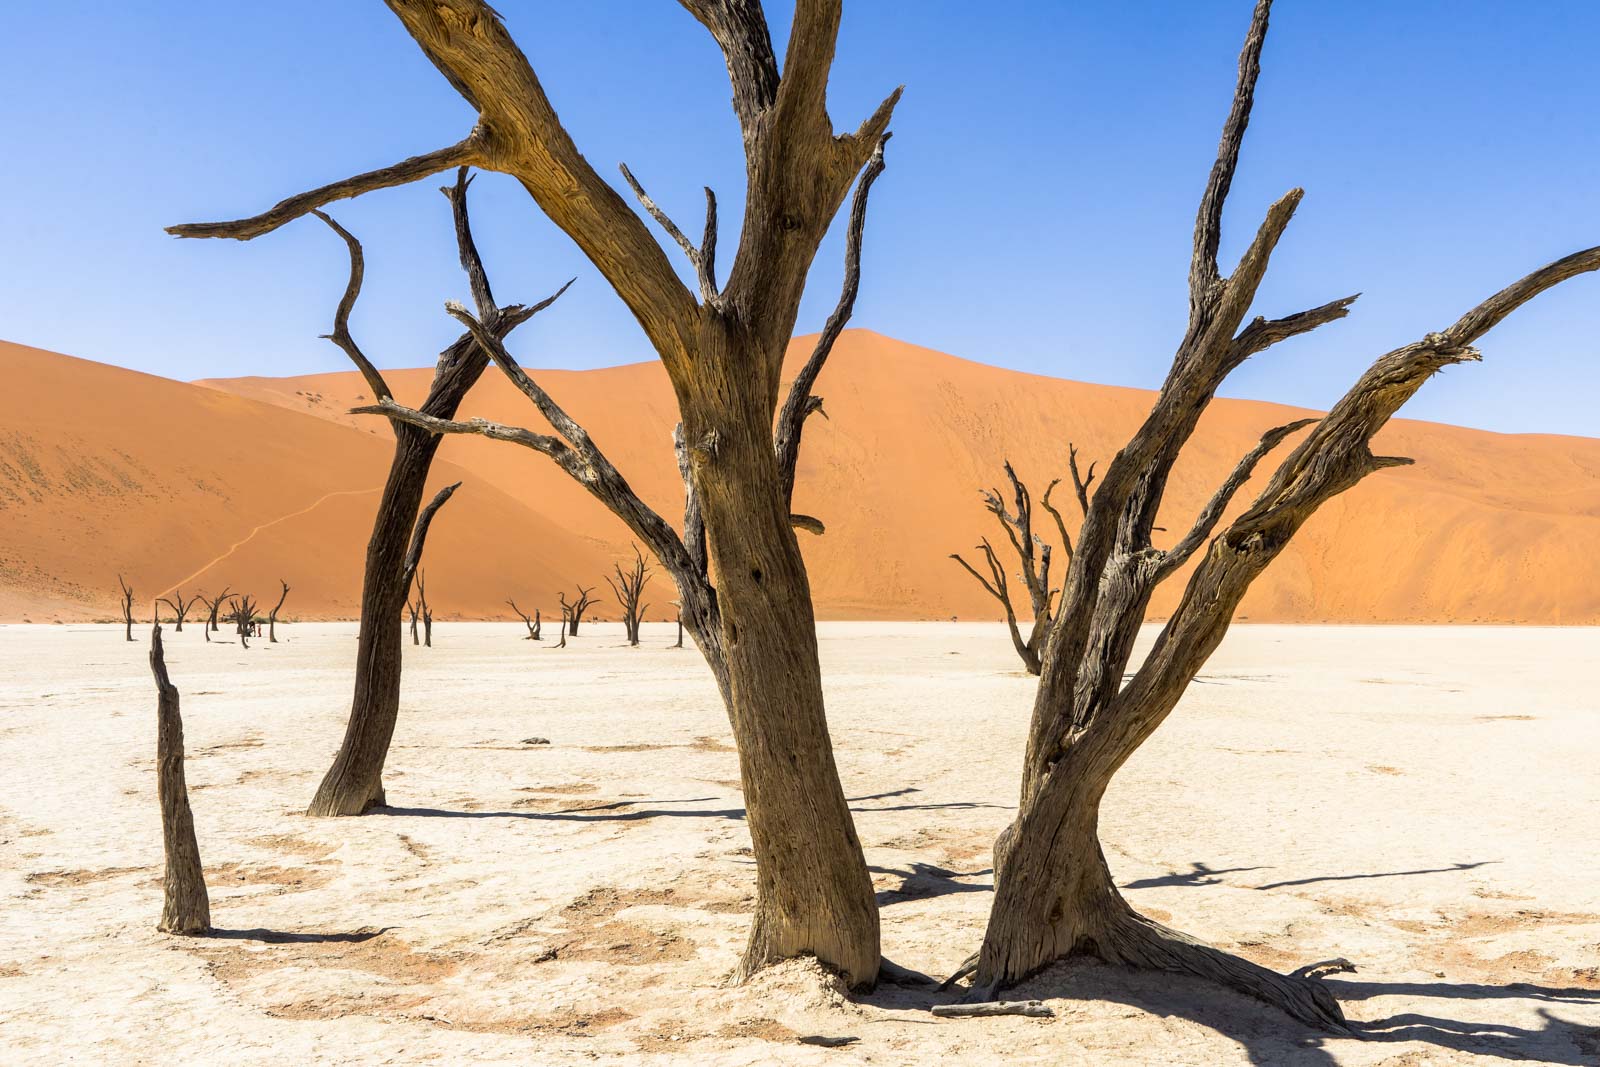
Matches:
[204,927,390,944]
[863,959,1600,1065]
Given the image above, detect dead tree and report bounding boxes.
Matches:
[507,599,540,640]
[157,589,199,633]
[197,586,232,643]
[267,579,290,642]
[951,454,1094,674]
[406,594,421,645]
[229,593,259,650]
[180,168,531,819]
[172,165,551,818]
[674,609,685,649]
[605,545,653,646]
[117,575,135,641]
[169,0,897,987]
[417,571,434,647]
[149,614,210,935]
[555,605,568,649]
[558,586,600,638]
[952,0,1600,1030]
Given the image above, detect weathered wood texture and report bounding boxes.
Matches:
[967,0,1600,1032]
[149,619,209,935]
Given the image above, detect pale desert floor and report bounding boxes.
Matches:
[1,622,1596,1065]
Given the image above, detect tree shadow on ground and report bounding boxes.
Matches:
[1251,860,1494,890]
[872,862,993,906]
[1121,861,1270,889]
[205,927,390,944]
[1121,858,1495,891]
[865,959,1600,1065]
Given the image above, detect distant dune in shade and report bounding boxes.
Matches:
[4,330,1598,624]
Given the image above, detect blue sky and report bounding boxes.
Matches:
[2,2,1597,436]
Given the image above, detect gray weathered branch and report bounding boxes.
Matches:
[167,129,486,240]
[400,481,461,593]
[774,134,891,510]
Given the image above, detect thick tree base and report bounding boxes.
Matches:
[970,907,1349,1033]
[733,903,880,992]
[305,778,386,818]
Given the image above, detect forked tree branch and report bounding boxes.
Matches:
[400,481,461,592]
[167,129,487,240]
[443,167,496,317]
[619,164,720,304]
[1190,0,1271,303]
[1153,417,1315,581]
[311,211,391,402]
[1068,445,1096,515]
[774,134,891,509]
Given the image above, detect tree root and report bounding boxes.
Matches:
[938,951,980,992]
[1092,910,1352,1033]
[962,909,1353,1033]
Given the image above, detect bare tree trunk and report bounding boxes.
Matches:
[675,612,684,648]
[423,609,433,647]
[118,575,135,641]
[149,618,209,935]
[308,479,459,816]
[268,579,290,642]
[682,329,878,985]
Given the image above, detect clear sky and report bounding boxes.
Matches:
[2,2,1597,436]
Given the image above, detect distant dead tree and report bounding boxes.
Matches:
[943,0,1600,1031]
[554,608,568,650]
[267,579,290,642]
[507,599,540,640]
[197,587,232,643]
[950,452,1094,674]
[229,593,259,650]
[558,586,600,638]
[673,608,685,649]
[169,0,897,986]
[148,614,209,934]
[605,546,653,647]
[117,575,135,641]
[406,592,421,646]
[417,571,434,647]
[157,589,199,633]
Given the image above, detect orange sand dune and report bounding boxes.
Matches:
[0,341,593,623]
[5,331,1598,623]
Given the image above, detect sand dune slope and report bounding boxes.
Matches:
[0,341,592,622]
[201,330,1600,624]
[5,330,1598,622]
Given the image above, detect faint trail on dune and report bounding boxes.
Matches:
[158,487,379,597]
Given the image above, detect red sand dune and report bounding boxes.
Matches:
[4,331,1598,624]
